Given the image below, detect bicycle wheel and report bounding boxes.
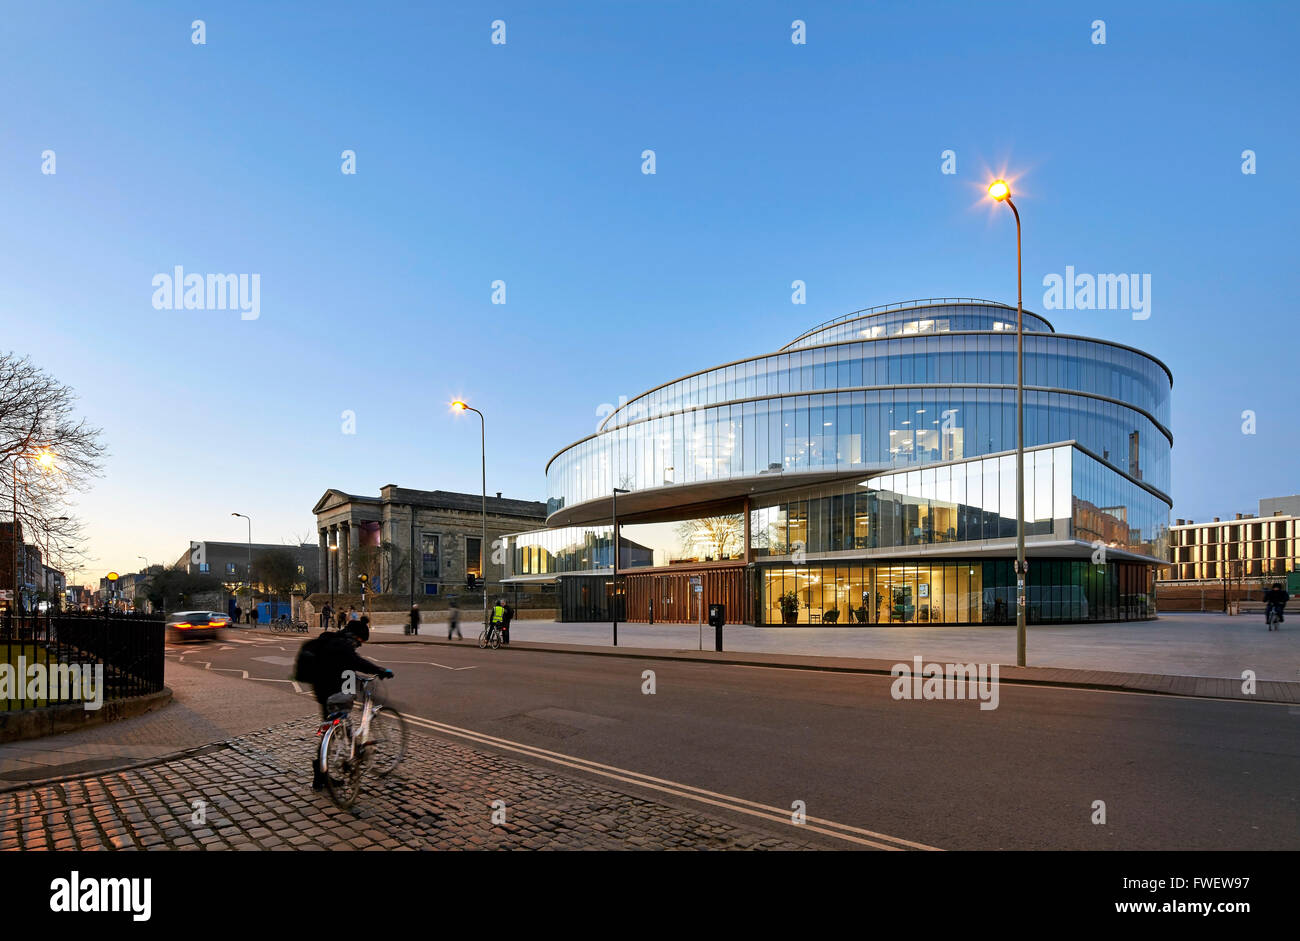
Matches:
[367,707,407,777]
[489,627,501,650]
[477,629,489,649]
[321,723,364,810]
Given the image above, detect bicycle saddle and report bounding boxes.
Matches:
[326,692,355,713]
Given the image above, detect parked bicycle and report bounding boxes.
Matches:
[316,674,408,809]
[272,619,310,633]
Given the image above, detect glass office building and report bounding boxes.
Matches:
[505,298,1172,625]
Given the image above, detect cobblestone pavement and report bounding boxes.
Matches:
[0,716,818,851]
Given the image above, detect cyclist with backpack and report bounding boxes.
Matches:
[294,618,394,790]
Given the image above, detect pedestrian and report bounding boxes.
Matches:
[234,604,242,625]
[250,605,259,626]
[348,606,358,622]
[408,604,420,636]
[320,603,332,629]
[336,609,347,631]
[448,598,462,640]
[501,597,515,646]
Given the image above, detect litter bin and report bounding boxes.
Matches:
[707,603,725,651]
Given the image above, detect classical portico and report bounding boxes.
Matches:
[311,485,547,601]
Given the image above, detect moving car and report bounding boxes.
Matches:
[165,610,226,644]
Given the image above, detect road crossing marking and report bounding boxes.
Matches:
[399,712,940,851]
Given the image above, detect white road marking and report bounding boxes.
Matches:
[400,712,940,851]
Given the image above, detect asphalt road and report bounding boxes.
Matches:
[170,633,1300,851]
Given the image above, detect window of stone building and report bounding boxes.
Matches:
[421,533,440,579]
[466,537,482,577]
[423,583,438,595]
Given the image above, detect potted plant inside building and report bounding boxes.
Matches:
[778,590,800,625]
[854,603,869,624]
[823,607,840,624]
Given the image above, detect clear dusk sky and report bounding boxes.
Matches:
[1,1,1297,582]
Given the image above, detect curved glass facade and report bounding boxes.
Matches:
[552,302,1171,520]
[783,302,1054,350]
[520,298,1171,626]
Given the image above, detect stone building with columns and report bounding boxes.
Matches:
[313,485,547,601]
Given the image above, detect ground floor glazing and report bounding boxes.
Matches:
[546,557,1156,625]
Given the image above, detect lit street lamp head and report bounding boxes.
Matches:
[987,179,1011,201]
[450,400,468,411]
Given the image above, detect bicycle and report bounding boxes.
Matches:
[316,674,408,809]
[1266,603,1284,631]
[478,622,504,649]
[272,619,309,633]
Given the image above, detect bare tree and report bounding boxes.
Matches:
[0,353,105,573]
[674,515,744,561]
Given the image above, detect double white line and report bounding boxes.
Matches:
[401,712,940,851]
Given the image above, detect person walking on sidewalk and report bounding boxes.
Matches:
[320,603,333,629]
[408,604,421,636]
[448,598,462,640]
[250,605,259,626]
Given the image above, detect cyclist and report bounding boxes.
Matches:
[301,618,394,790]
[1263,582,1289,631]
[489,600,507,645]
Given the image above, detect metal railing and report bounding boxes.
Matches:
[0,611,165,711]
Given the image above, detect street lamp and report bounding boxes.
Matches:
[451,401,488,631]
[329,542,338,616]
[231,512,252,620]
[612,488,630,646]
[987,178,1027,667]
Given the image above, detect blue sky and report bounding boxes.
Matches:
[2,1,1297,579]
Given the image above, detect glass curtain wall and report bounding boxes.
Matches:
[759,559,1153,626]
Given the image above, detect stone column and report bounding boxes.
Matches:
[339,522,351,593]
[329,524,339,594]
[318,529,329,592]
[347,522,359,587]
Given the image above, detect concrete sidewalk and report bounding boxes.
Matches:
[251,613,1300,705]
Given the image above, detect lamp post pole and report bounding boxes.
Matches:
[232,513,252,620]
[452,402,488,630]
[988,179,1027,667]
[612,488,630,646]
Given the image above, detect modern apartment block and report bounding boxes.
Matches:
[1164,497,1300,582]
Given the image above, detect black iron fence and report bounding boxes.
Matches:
[0,611,164,711]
